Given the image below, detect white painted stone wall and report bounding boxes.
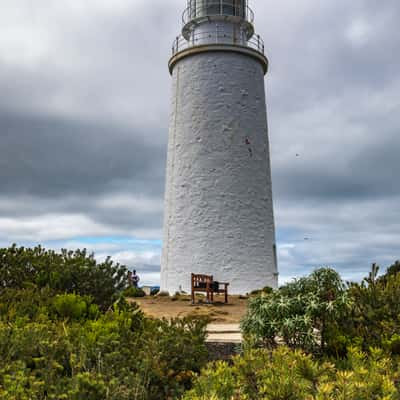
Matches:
[161,51,278,294]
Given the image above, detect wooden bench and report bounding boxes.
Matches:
[191,273,229,304]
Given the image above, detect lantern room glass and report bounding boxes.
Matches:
[187,0,247,20]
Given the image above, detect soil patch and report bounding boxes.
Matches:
[131,294,249,324]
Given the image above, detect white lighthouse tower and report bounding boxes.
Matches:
[161,0,278,294]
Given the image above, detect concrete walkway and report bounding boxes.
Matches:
[206,323,242,343]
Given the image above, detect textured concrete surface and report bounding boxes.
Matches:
[206,324,242,343]
[207,333,243,343]
[207,323,241,332]
[161,48,277,295]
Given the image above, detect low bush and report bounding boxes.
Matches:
[0,245,209,399]
[183,346,400,400]
[52,293,100,320]
[0,287,54,321]
[0,297,208,400]
[336,263,400,354]
[242,268,349,355]
[242,262,400,359]
[249,286,273,296]
[0,245,128,310]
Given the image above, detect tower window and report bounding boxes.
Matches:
[189,0,247,19]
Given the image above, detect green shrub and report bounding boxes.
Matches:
[336,263,400,354]
[0,300,208,400]
[242,268,349,355]
[249,286,273,296]
[52,293,100,320]
[183,346,400,400]
[382,260,400,280]
[242,262,400,358]
[53,293,87,320]
[0,245,128,310]
[0,287,53,322]
[124,286,146,298]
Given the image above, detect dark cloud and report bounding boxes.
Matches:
[0,111,165,197]
[273,126,400,201]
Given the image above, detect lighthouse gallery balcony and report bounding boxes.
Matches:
[170,0,267,68]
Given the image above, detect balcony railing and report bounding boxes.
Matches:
[171,29,265,57]
[182,1,254,26]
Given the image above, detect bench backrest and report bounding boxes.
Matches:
[191,273,213,288]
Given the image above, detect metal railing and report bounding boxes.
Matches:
[182,1,254,26]
[171,29,265,56]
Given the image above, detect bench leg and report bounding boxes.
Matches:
[225,289,228,303]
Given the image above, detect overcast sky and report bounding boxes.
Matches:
[1,0,399,285]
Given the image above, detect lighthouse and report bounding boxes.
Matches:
[161,0,278,294]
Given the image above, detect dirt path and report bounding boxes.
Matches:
[132,294,249,324]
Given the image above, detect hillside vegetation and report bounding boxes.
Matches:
[186,262,400,399]
[1,244,400,399]
[0,245,208,399]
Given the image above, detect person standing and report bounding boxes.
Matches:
[131,270,140,288]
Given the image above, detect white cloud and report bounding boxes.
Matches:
[95,194,163,214]
[96,250,160,267]
[346,18,372,46]
[0,214,111,242]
